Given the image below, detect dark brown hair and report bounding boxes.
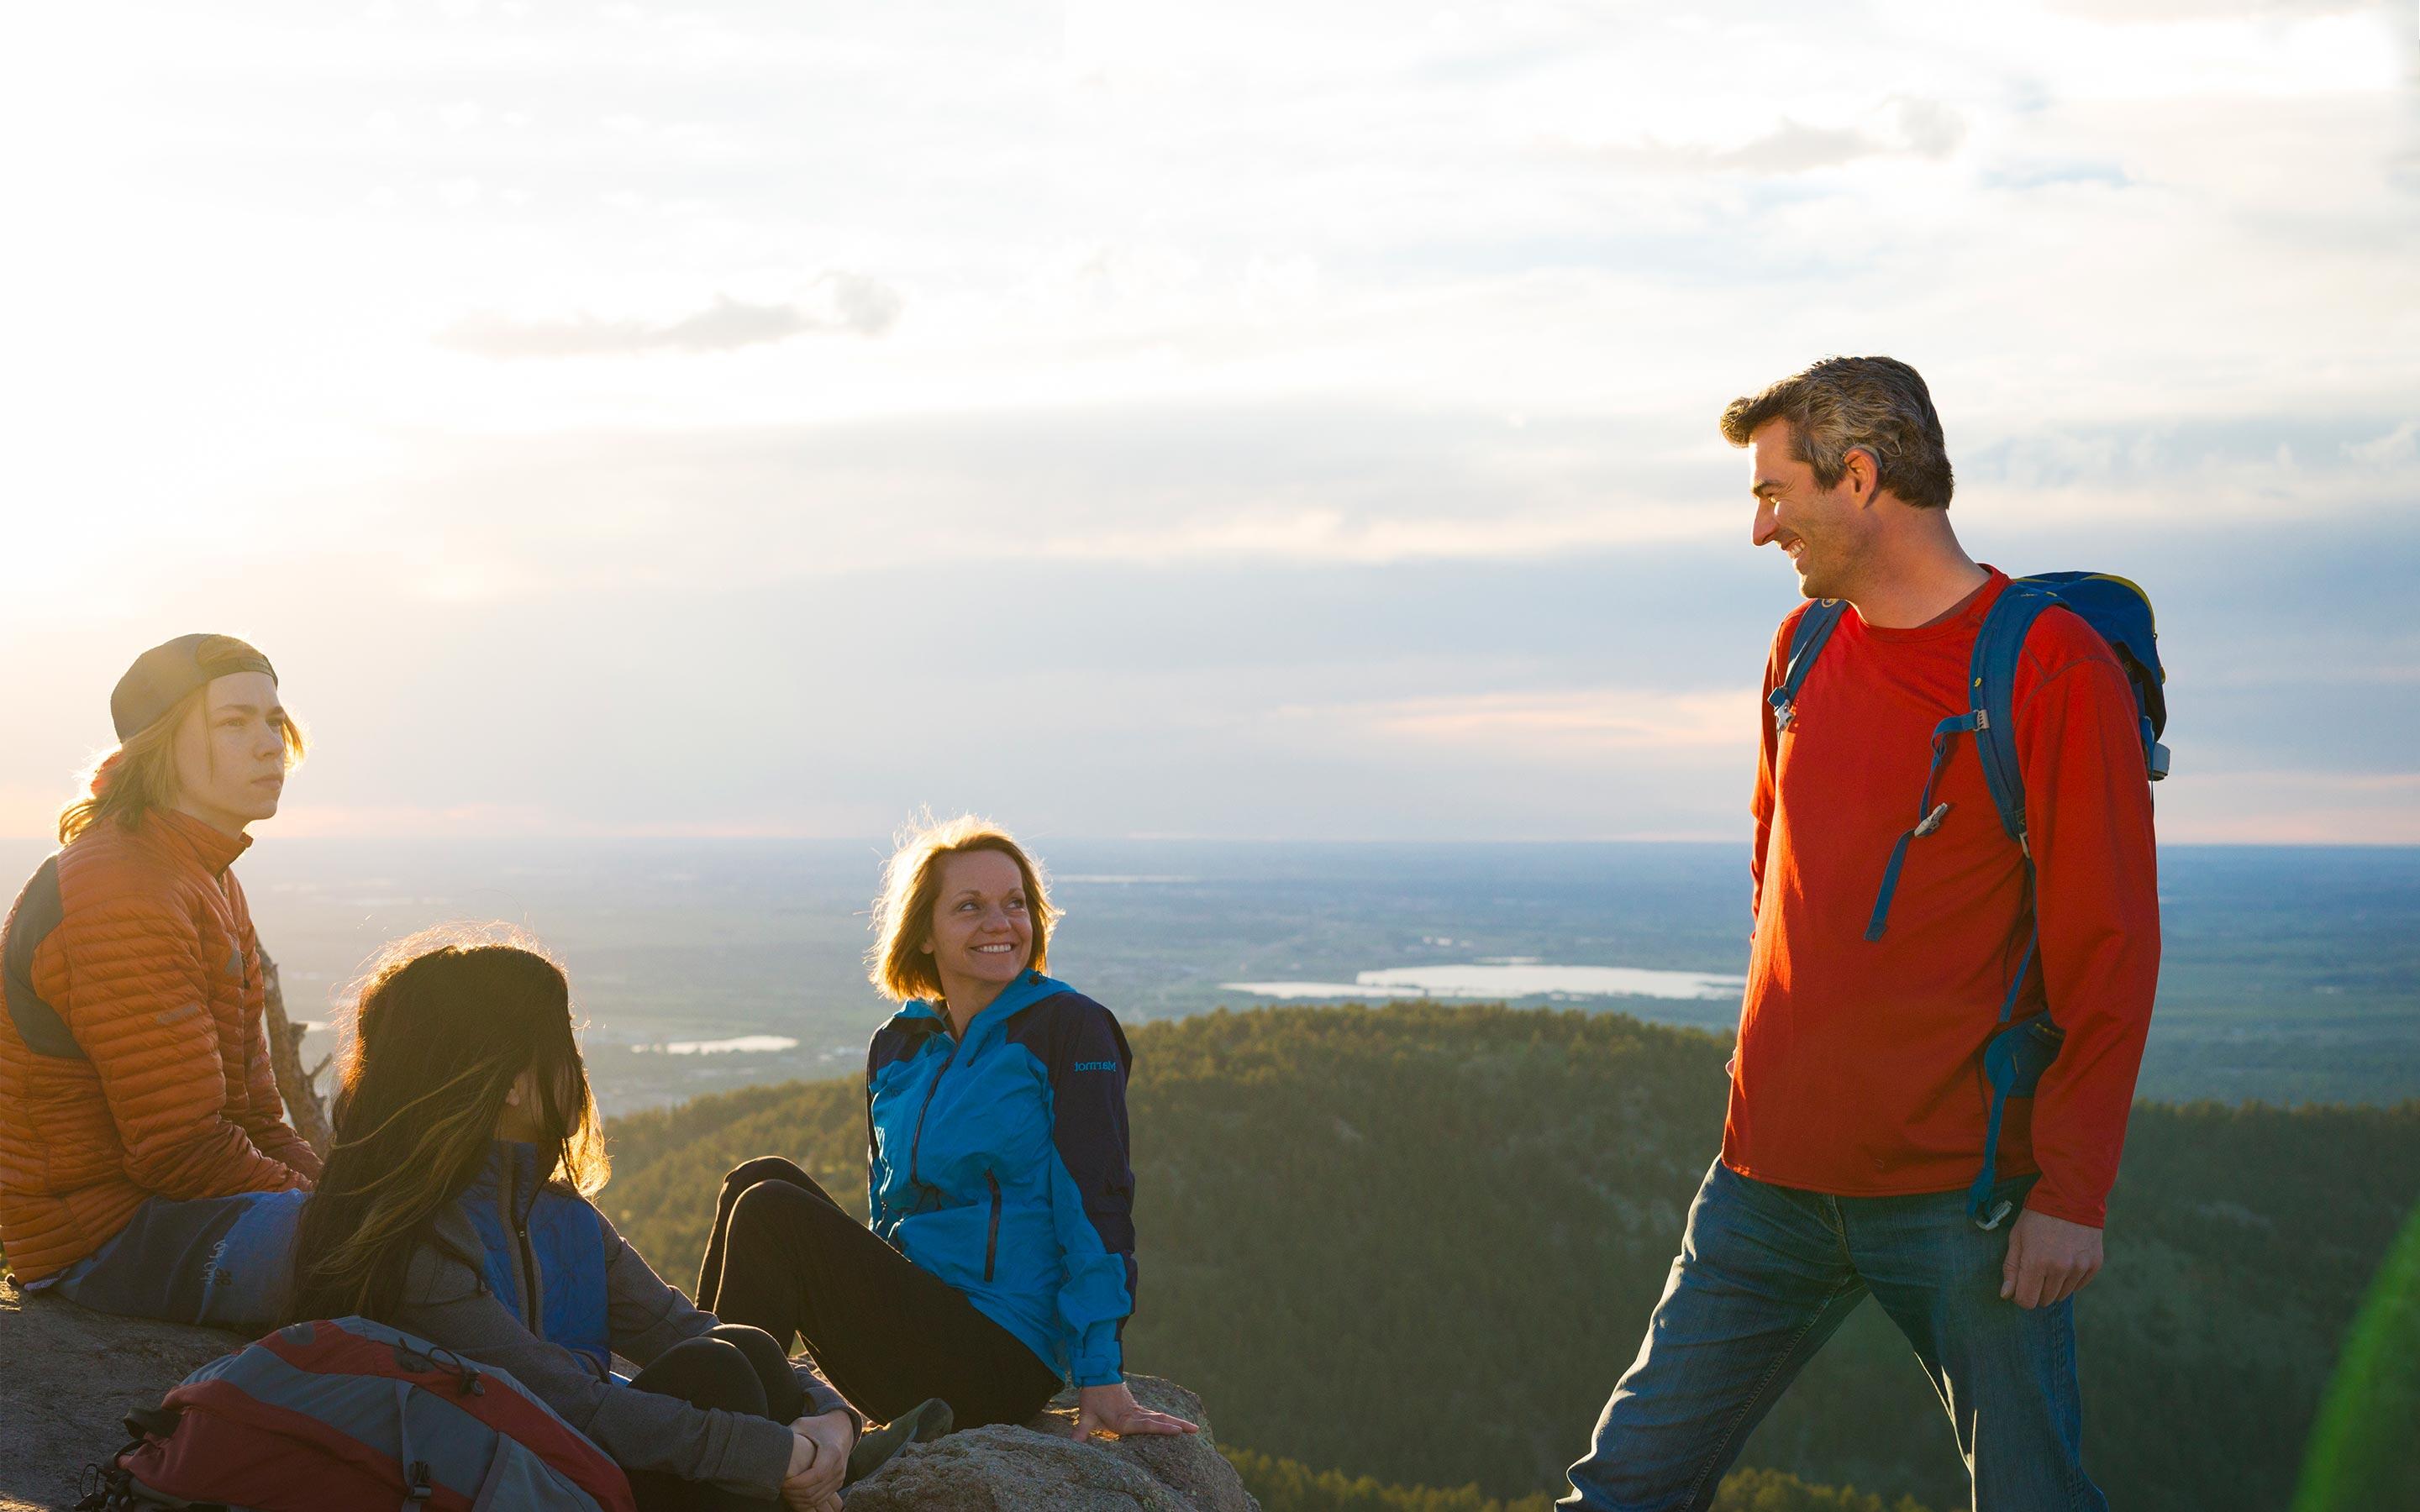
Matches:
[1719,355,1955,510]
[288,928,607,1325]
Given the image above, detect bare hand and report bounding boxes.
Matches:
[2000,1207,2103,1309]
[1072,1381,1200,1440]
[792,1408,857,1469]
[780,1417,845,1509]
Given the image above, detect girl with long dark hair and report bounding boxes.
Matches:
[288,929,873,1512]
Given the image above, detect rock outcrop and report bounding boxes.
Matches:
[0,1279,247,1512]
[0,1278,1256,1511]
[849,1378,1257,1511]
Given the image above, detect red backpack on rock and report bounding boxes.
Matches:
[76,1316,635,1512]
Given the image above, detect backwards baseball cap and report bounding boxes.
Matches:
[111,634,280,742]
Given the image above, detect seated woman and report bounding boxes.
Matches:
[693,816,1198,1441]
[287,930,864,1512]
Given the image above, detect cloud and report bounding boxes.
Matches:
[2154,770,2420,845]
[439,276,902,358]
[2039,0,2373,18]
[1565,98,1967,176]
[1284,686,1758,757]
[2344,419,2418,466]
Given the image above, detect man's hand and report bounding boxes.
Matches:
[1072,1382,1200,1440]
[780,1413,850,1511]
[2000,1207,2103,1309]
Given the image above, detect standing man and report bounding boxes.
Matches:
[1563,358,2160,1510]
[0,634,321,1328]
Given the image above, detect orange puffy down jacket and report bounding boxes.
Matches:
[0,807,320,1283]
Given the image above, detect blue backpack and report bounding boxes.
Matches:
[1768,572,2169,1230]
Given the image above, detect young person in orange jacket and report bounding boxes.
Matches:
[0,635,320,1326]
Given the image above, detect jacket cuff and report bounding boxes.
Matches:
[2023,1184,2107,1229]
[728,1414,797,1498]
[1070,1327,1123,1388]
[796,1370,863,1437]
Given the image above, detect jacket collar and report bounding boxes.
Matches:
[892,970,1069,1046]
[465,1140,546,1223]
[141,807,254,878]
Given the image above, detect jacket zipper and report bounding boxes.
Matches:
[983,1171,1002,1283]
[906,1033,961,1194]
[500,1157,540,1334]
[515,1217,540,1334]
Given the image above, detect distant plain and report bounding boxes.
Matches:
[5,837,2404,1114]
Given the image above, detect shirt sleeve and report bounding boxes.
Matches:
[397,1219,799,1498]
[2014,638,2163,1228]
[1045,1000,1138,1388]
[597,1210,860,1434]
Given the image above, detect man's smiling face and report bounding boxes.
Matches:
[1747,418,1871,601]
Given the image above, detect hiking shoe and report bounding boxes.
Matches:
[844,1397,953,1485]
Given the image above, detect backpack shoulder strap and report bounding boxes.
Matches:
[1767,598,1847,731]
[1968,580,2060,852]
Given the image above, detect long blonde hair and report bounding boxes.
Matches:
[867,813,1060,1002]
[58,683,308,844]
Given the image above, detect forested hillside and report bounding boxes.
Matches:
[1220,1449,1943,1512]
[602,1004,2420,1512]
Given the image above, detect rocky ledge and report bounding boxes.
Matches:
[0,1278,1255,1511]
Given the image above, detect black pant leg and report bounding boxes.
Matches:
[703,1321,806,1424]
[711,1176,1063,1428]
[624,1337,778,1512]
[697,1156,823,1310]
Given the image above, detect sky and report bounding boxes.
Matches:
[2,0,2415,843]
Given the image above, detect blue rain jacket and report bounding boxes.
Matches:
[865,971,1137,1387]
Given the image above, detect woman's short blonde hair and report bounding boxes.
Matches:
[868,814,1059,1003]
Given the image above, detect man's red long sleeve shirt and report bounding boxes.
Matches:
[1721,569,2161,1228]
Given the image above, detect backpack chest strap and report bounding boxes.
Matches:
[1865,710,1984,941]
[1768,599,1847,732]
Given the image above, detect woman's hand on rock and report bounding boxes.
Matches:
[1073,1382,1200,1440]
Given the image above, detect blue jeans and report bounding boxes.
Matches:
[27,1188,304,1332]
[1563,1160,2105,1512]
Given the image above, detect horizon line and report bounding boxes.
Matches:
[3,831,2415,850]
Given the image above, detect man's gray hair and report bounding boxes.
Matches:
[1719,355,1954,510]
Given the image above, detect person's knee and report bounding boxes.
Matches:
[708,1322,791,1380]
[728,1176,816,1238]
[708,1323,804,1420]
[721,1155,805,1196]
[638,1336,768,1417]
